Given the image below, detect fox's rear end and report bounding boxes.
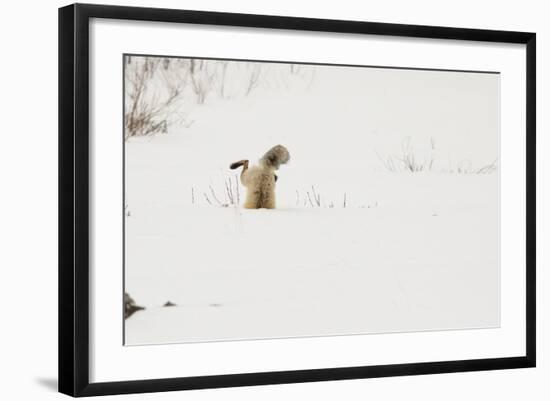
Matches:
[229,145,290,209]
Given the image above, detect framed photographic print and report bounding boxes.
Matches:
[58,3,536,397]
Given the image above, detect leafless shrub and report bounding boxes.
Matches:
[198,181,359,209]
[377,137,497,174]
[376,137,434,172]
[311,186,321,206]
[224,175,242,205]
[474,159,498,174]
[196,175,241,207]
[245,64,262,96]
[451,159,498,174]
[189,59,217,104]
[297,187,352,208]
[124,57,189,139]
[217,61,229,99]
[224,179,234,205]
[125,58,317,139]
[398,137,434,172]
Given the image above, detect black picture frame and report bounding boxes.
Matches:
[59,3,536,397]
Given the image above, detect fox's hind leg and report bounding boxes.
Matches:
[229,159,249,170]
[257,177,276,209]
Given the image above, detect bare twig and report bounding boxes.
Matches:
[234,175,240,204]
[377,137,496,174]
[311,185,321,206]
[208,185,223,206]
[306,191,315,208]
[224,178,234,204]
[475,159,498,174]
[245,64,262,96]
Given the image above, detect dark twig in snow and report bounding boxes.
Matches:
[234,175,240,204]
[224,178,234,204]
[306,191,315,208]
[209,185,223,206]
[311,185,321,206]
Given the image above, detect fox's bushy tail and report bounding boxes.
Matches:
[260,145,290,169]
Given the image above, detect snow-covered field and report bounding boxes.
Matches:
[124,60,500,345]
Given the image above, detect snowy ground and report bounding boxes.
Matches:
[124,63,499,345]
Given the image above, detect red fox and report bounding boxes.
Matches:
[230,145,290,209]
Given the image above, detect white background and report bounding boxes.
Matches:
[0,0,547,399]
